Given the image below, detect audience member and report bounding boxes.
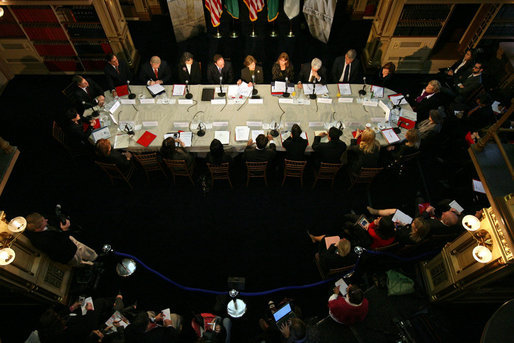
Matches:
[364,215,396,249]
[206,138,233,165]
[177,51,202,84]
[341,128,380,175]
[271,52,294,82]
[95,138,132,172]
[282,124,308,161]
[297,58,327,89]
[244,134,276,163]
[63,107,95,149]
[374,62,396,90]
[312,127,347,165]
[453,62,484,105]
[387,128,420,161]
[316,237,358,272]
[25,213,97,267]
[461,93,496,132]
[328,284,368,325]
[207,54,234,84]
[443,49,474,87]
[160,137,194,169]
[395,217,430,245]
[411,80,443,122]
[331,49,363,83]
[72,75,105,115]
[104,53,132,95]
[139,55,172,85]
[238,55,264,85]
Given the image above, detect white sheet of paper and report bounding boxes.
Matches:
[81,297,94,316]
[335,278,348,296]
[235,126,250,141]
[178,131,192,147]
[382,129,400,144]
[317,97,333,104]
[174,122,189,128]
[215,131,230,144]
[262,123,271,129]
[178,99,193,105]
[400,109,417,121]
[251,130,265,141]
[205,123,213,129]
[105,311,130,329]
[309,122,324,127]
[389,94,408,105]
[120,99,136,105]
[172,84,185,96]
[147,84,165,95]
[392,209,413,225]
[315,131,329,143]
[449,200,464,214]
[338,97,353,103]
[247,121,262,127]
[211,99,226,105]
[162,308,171,321]
[272,81,286,92]
[363,99,378,107]
[108,100,121,114]
[337,83,352,95]
[473,179,486,194]
[213,121,228,127]
[249,98,263,104]
[227,85,239,98]
[303,83,328,95]
[372,86,384,98]
[114,135,129,149]
[238,82,253,97]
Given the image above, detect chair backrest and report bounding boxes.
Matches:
[353,167,383,185]
[163,159,190,176]
[374,241,399,252]
[318,162,342,179]
[207,162,230,179]
[398,151,420,164]
[95,160,125,179]
[246,161,268,176]
[132,152,161,171]
[62,82,76,100]
[284,159,307,177]
[52,121,66,146]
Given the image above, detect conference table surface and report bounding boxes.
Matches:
[94,84,412,153]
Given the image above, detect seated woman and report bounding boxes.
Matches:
[418,109,443,153]
[160,137,194,169]
[237,55,264,85]
[317,237,358,272]
[341,128,381,176]
[95,138,132,172]
[63,107,95,150]
[282,124,308,161]
[387,128,420,162]
[206,138,232,165]
[272,52,294,82]
[396,217,430,245]
[177,51,202,84]
[374,62,396,90]
[365,215,396,249]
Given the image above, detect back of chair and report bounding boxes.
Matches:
[352,167,383,185]
[207,162,230,179]
[246,161,268,175]
[318,162,342,179]
[163,159,190,176]
[52,121,66,146]
[94,160,134,189]
[373,241,399,252]
[132,152,162,171]
[284,159,307,177]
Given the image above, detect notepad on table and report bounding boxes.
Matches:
[215,131,230,145]
[136,131,157,147]
[235,126,250,141]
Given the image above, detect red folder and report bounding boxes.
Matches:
[115,85,129,97]
[83,118,100,132]
[398,116,416,130]
[136,131,157,147]
[351,130,362,145]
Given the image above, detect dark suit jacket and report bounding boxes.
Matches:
[450,59,473,84]
[271,63,294,82]
[206,62,234,84]
[104,59,132,91]
[139,60,172,84]
[373,71,395,90]
[297,63,327,84]
[206,151,233,165]
[412,92,444,123]
[177,61,202,84]
[65,120,93,149]
[331,56,363,84]
[25,227,77,264]
[240,66,264,84]
[457,74,482,98]
[282,136,308,161]
[98,150,131,172]
[244,143,276,162]
[342,144,380,175]
[72,78,104,114]
[312,137,347,164]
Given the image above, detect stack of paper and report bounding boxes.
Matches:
[215,131,230,144]
[371,85,384,98]
[147,84,166,96]
[381,129,400,144]
[337,83,352,95]
[314,131,329,143]
[235,126,250,141]
[238,82,253,97]
[280,130,308,142]
[172,84,185,96]
[303,84,329,95]
[251,129,265,141]
[392,209,413,225]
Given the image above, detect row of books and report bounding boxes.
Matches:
[23,25,68,41]
[399,5,450,21]
[67,24,106,39]
[74,42,112,55]
[11,6,59,23]
[34,43,75,57]
[56,6,100,23]
[393,26,441,37]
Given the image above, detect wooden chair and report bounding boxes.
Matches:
[391,151,421,177]
[312,162,342,189]
[314,252,354,280]
[131,152,166,181]
[282,159,307,187]
[245,161,268,187]
[162,158,194,185]
[373,241,400,252]
[61,81,76,101]
[94,161,134,189]
[52,121,87,158]
[348,167,384,190]
[207,163,232,189]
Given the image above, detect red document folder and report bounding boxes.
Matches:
[115,85,129,97]
[83,118,100,132]
[136,131,157,147]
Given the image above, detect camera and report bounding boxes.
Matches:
[55,204,69,225]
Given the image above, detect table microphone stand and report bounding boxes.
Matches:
[185,80,193,99]
[127,80,136,99]
[309,80,317,100]
[218,76,225,97]
[282,77,290,98]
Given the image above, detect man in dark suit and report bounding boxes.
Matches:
[63,107,95,150]
[139,56,172,85]
[454,62,484,104]
[411,80,444,122]
[444,49,474,87]
[177,51,202,84]
[297,58,327,89]
[71,75,105,115]
[282,124,308,161]
[244,133,276,162]
[206,54,234,84]
[331,49,363,84]
[312,127,347,165]
[104,53,132,94]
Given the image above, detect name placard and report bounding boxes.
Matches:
[120,99,136,105]
[309,122,324,127]
[174,122,189,128]
[338,98,353,103]
[247,121,262,127]
[140,99,155,104]
[211,99,226,105]
[213,121,228,127]
[363,100,378,107]
[178,99,194,105]
[317,98,333,104]
[279,98,294,104]
[249,98,264,104]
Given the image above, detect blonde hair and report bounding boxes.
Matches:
[337,238,351,257]
[410,217,429,243]
[359,129,380,154]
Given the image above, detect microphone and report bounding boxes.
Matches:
[197,122,205,137]
[185,80,192,99]
[283,77,290,98]
[124,123,135,136]
[251,74,258,97]
[82,101,99,117]
[393,94,409,110]
[218,76,225,97]
[359,76,367,96]
[309,78,317,100]
[127,80,136,99]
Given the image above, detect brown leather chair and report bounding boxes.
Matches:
[282,159,307,187]
[245,161,268,187]
[207,162,232,189]
[162,159,194,185]
[313,162,342,189]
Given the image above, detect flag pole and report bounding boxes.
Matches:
[250,22,257,38]
[287,19,294,38]
[214,26,222,39]
[270,20,277,37]
[230,18,238,38]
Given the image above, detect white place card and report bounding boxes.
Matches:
[262,123,271,129]
[309,122,324,127]
[108,100,121,114]
[279,98,294,104]
[371,117,384,122]
[178,99,194,105]
[143,121,158,127]
[363,99,378,107]
[247,121,262,127]
[120,99,136,105]
[172,84,185,96]
[298,99,311,105]
[140,99,155,104]
[317,98,333,104]
[174,122,189,128]
[338,97,353,103]
[249,98,264,104]
[205,123,213,129]
[119,121,135,127]
[134,124,142,131]
[213,121,228,127]
[211,99,226,105]
[157,98,176,104]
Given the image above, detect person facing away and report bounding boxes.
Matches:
[282,124,308,161]
[312,126,347,165]
[328,284,369,325]
[244,133,276,163]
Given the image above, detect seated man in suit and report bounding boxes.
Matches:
[331,49,363,84]
[442,49,474,87]
[297,58,327,89]
[104,53,132,96]
[282,124,308,161]
[177,51,202,84]
[244,133,276,163]
[71,75,105,115]
[453,62,484,104]
[411,80,444,123]
[206,54,234,84]
[63,107,95,150]
[139,55,172,85]
[312,127,347,166]
[25,212,98,267]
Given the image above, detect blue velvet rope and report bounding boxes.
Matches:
[113,248,436,296]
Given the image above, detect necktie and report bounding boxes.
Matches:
[416,91,428,103]
[342,64,349,83]
[115,66,119,74]
[86,87,91,96]
[154,69,158,79]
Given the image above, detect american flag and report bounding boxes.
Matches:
[205,0,223,27]
[244,0,265,22]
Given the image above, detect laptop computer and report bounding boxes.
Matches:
[273,303,295,328]
[90,126,111,143]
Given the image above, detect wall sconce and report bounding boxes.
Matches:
[462,214,495,264]
[462,215,481,231]
[0,212,27,266]
[0,7,4,19]
[473,245,493,263]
